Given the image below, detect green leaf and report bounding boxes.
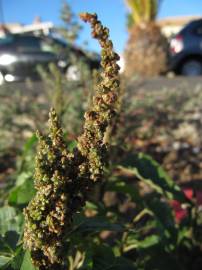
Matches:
[120,152,188,203]
[80,249,93,270]
[20,251,37,270]
[92,245,135,270]
[123,195,177,252]
[144,194,178,246]
[142,244,183,270]
[146,195,175,228]
[3,231,20,251]
[85,201,98,211]
[8,176,35,206]
[0,206,22,236]
[0,246,25,270]
[73,214,123,234]
[15,172,32,187]
[18,134,37,172]
[130,194,177,248]
[124,234,160,252]
[0,256,11,267]
[22,134,37,156]
[10,246,25,270]
[67,140,77,152]
[106,180,143,206]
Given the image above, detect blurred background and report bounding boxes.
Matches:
[1,0,202,74]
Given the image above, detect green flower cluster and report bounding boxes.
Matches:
[78,13,120,181]
[23,109,86,269]
[23,13,121,269]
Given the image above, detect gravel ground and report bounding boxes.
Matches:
[1,76,202,186]
[123,76,202,184]
[1,76,202,93]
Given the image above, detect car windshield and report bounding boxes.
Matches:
[0,35,14,46]
[48,32,68,47]
[181,20,202,34]
[15,36,41,52]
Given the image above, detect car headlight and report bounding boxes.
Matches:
[0,54,17,66]
[170,35,184,55]
[58,60,67,68]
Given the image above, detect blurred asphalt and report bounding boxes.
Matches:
[0,80,45,94]
[0,76,202,94]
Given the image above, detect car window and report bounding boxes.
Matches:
[0,35,14,46]
[15,36,41,52]
[0,35,15,51]
[40,39,56,53]
[189,20,202,36]
[195,25,202,36]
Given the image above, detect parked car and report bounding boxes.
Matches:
[0,33,100,84]
[169,18,202,76]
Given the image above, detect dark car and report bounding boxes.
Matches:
[169,18,202,76]
[0,33,100,84]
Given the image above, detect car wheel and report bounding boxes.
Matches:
[0,72,4,85]
[181,59,202,76]
[65,65,81,81]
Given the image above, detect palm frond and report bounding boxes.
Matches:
[126,0,161,25]
[126,0,142,24]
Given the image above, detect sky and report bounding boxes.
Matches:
[2,0,202,54]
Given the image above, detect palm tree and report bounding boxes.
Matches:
[124,0,168,77]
